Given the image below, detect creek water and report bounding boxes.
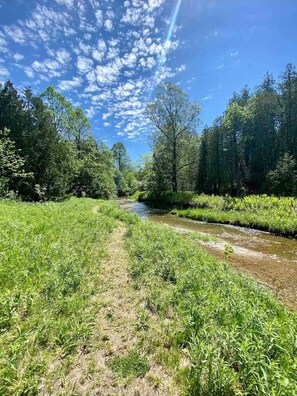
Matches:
[119,199,297,310]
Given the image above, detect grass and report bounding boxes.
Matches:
[137,191,297,237]
[100,201,297,395]
[108,350,149,379]
[1,198,297,395]
[0,198,116,395]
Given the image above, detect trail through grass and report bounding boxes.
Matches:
[1,198,296,395]
[50,225,179,395]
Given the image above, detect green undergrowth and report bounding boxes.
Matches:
[137,191,297,237]
[0,198,116,395]
[108,350,149,379]
[101,201,297,395]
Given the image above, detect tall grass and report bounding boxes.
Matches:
[108,202,297,395]
[0,198,115,395]
[137,192,297,236]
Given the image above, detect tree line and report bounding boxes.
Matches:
[145,64,297,196]
[0,81,140,201]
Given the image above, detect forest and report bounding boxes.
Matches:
[144,63,297,197]
[0,82,139,201]
[1,63,297,201]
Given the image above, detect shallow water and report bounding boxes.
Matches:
[119,199,297,310]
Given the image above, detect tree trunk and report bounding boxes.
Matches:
[172,139,178,192]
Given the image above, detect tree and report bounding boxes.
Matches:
[21,88,76,200]
[73,107,92,158]
[278,63,297,160]
[0,128,29,195]
[267,153,297,196]
[146,82,200,192]
[136,154,154,191]
[112,142,128,172]
[0,81,26,148]
[41,86,76,140]
[76,139,116,198]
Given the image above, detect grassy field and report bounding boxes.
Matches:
[136,191,297,237]
[0,198,116,395]
[102,201,297,395]
[0,198,296,395]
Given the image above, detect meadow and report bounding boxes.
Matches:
[136,191,297,237]
[0,198,116,395]
[0,198,296,395]
[101,201,297,395]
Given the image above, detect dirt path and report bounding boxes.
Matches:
[52,225,179,396]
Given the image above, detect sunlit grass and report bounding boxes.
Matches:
[1,198,296,395]
[0,198,115,395]
[137,191,297,236]
[104,201,297,395]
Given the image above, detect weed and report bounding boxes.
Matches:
[108,350,149,378]
[138,191,297,237]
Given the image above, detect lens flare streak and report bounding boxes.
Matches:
[147,0,183,99]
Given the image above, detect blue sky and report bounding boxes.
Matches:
[0,0,297,161]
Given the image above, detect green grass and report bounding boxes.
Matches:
[1,198,297,395]
[0,198,116,395]
[137,191,297,237]
[102,202,297,395]
[108,350,149,379]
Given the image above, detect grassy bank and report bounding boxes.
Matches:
[1,198,296,395]
[0,198,116,395]
[102,202,297,395]
[136,191,297,237]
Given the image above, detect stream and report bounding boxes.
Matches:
[119,199,297,310]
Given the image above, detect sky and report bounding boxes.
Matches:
[0,0,297,161]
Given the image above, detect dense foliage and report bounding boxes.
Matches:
[197,64,297,196]
[112,142,140,196]
[146,82,200,192]
[137,191,297,236]
[0,81,116,200]
[144,64,297,197]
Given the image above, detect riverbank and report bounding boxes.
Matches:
[119,199,297,310]
[1,198,296,395]
[136,191,297,237]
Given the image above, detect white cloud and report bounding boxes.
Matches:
[96,60,122,84]
[176,64,186,73]
[104,19,113,31]
[103,112,112,120]
[201,94,213,101]
[13,53,24,61]
[24,66,35,78]
[0,0,183,140]
[230,51,239,57]
[56,48,71,64]
[0,65,10,77]
[104,122,111,127]
[54,0,74,8]
[58,77,82,91]
[86,106,96,118]
[77,56,93,73]
[95,10,103,26]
